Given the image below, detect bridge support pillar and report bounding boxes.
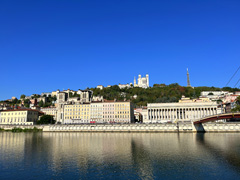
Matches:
[192,122,205,133]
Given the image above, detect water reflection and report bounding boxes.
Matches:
[1,132,240,179]
[196,133,240,171]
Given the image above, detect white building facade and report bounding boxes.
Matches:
[134,74,149,88]
[147,102,222,123]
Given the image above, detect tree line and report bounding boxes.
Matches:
[91,83,240,107]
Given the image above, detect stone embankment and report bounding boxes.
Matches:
[1,123,240,132]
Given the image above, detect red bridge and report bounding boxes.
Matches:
[193,113,240,124]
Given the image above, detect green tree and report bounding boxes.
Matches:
[12,98,18,104]
[37,115,55,124]
[39,100,44,107]
[20,94,26,99]
[24,99,30,108]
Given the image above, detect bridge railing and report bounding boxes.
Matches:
[193,112,240,123]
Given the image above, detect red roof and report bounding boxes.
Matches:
[1,109,44,114]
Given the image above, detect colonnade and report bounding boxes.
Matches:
[148,107,218,122]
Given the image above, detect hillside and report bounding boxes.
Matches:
[91,83,240,107]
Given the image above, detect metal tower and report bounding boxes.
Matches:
[187,68,191,87]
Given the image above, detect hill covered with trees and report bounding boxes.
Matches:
[91,83,240,107]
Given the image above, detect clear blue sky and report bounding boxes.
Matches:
[1,0,240,100]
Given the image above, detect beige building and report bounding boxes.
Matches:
[114,101,134,123]
[61,100,134,124]
[64,103,90,124]
[0,109,42,125]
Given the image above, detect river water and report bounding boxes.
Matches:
[1,132,240,180]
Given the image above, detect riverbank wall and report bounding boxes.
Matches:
[1,123,240,132]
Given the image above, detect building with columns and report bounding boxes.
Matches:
[147,101,221,123]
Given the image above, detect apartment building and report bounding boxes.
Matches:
[64,103,90,124]
[0,109,42,125]
[114,101,134,123]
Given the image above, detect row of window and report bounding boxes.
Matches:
[149,108,217,111]
[65,112,89,115]
[63,115,130,120]
[65,105,89,108]
[1,112,27,116]
[65,109,89,111]
[64,108,130,112]
[0,118,27,123]
[63,111,130,115]
[1,111,38,116]
[65,116,88,119]
[64,119,130,123]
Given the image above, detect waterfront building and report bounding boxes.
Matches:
[0,109,42,125]
[147,101,221,123]
[103,100,115,123]
[90,101,103,123]
[114,101,134,123]
[40,107,57,120]
[64,103,90,124]
[61,100,134,124]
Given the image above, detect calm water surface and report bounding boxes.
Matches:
[1,132,240,180]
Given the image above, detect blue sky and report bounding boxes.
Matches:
[0,0,240,100]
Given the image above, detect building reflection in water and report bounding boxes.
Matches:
[1,132,240,179]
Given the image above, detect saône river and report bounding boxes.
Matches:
[1,132,240,180]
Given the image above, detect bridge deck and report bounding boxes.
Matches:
[193,113,240,124]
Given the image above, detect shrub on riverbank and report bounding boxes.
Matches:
[11,127,42,132]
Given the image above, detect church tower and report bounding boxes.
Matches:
[134,76,137,87]
[138,74,142,87]
[146,74,149,87]
[187,68,191,87]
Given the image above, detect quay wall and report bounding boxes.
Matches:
[1,123,240,132]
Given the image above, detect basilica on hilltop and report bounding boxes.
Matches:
[134,74,149,88]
